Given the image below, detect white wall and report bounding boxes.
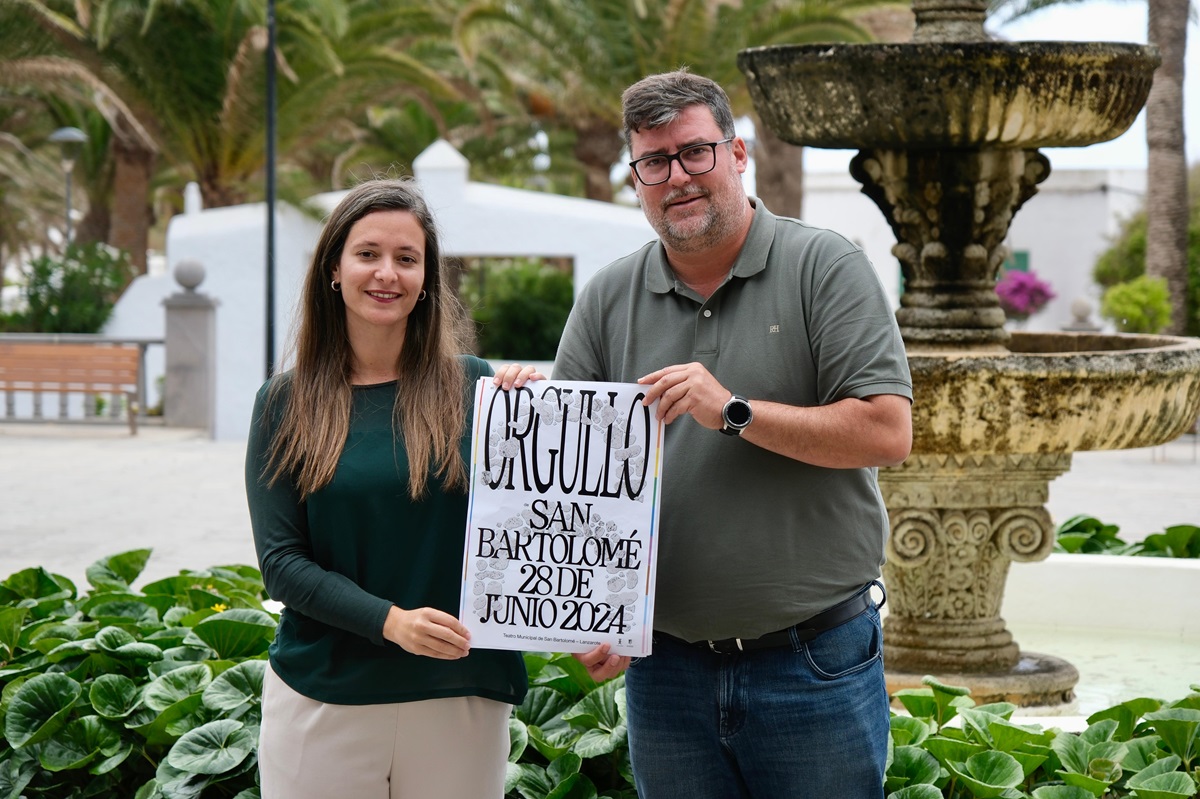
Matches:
[106,202,321,439]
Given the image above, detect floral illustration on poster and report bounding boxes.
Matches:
[460,379,665,656]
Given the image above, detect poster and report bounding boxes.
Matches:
[460,378,665,657]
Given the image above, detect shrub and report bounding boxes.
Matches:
[465,258,574,361]
[4,551,1199,798]
[1055,514,1200,558]
[0,550,271,798]
[1100,275,1172,334]
[3,243,132,333]
[887,676,1200,799]
[1093,165,1200,336]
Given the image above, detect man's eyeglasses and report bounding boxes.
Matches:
[629,138,734,186]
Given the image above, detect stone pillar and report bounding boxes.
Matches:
[850,147,1051,351]
[163,259,218,436]
[879,453,1080,705]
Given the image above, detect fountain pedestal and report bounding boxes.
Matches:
[878,453,1080,705]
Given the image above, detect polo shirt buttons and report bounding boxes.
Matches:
[703,309,712,318]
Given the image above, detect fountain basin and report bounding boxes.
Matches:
[910,332,1200,455]
[737,42,1158,149]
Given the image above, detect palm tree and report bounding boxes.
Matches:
[1144,0,1189,335]
[454,0,877,204]
[4,0,476,271]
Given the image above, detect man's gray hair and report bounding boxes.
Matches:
[621,68,737,147]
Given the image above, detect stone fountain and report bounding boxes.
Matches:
[739,0,1200,706]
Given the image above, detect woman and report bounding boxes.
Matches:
[245,178,538,798]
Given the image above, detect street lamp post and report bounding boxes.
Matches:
[48,127,89,246]
[264,0,277,379]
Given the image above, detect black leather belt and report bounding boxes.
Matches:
[696,581,883,655]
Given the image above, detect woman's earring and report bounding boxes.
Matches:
[418,290,427,301]
[331,280,341,292]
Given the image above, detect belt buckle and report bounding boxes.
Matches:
[707,638,743,654]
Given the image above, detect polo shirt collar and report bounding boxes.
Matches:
[644,197,774,295]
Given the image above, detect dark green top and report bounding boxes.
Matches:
[245,355,526,706]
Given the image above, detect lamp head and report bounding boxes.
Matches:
[48,127,88,169]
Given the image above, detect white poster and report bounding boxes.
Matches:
[460,379,665,657]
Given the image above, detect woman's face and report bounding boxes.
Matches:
[331,209,427,341]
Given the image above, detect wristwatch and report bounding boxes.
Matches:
[720,394,753,436]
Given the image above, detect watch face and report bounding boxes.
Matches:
[725,398,751,427]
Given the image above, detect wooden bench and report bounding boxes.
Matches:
[0,342,141,434]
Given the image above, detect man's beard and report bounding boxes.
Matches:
[650,185,740,254]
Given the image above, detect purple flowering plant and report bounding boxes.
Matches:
[995,269,1055,320]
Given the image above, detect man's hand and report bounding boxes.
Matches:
[574,644,631,682]
[383,606,471,659]
[637,362,729,428]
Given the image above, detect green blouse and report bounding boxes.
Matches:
[245,356,526,706]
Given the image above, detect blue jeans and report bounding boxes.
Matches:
[624,606,889,799]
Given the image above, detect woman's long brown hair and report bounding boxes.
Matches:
[262,178,473,499]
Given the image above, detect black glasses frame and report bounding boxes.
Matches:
[628,138,734,186]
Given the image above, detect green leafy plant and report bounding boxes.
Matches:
[464,258,574,360]
[886,677,1200,799]
[507,652,635,799]
[1055,516,1200,559]
[1093,164,1200,337]
[1100,275,1172,334]
[3,243,133,334]
[0,549,272,798]
[1055,515,1138,555]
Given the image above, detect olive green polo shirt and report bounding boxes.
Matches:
[554,200,912,642]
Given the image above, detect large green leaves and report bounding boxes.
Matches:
[4,672,83,748]
[38,715,127,772]
[191,609,276,659]
[1126,756,1197,799]
[945,750,1024,798]
[202,660,266,712]
[86,549,153,590]
[1144,708,1200,768]
[165,719,257,775]
[0,552,273,796]
[90,673,141,719]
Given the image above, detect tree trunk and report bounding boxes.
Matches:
[76,197,110,247]
[752,115,805,217]
[573,119,622,202]
[1144,0,1189,334]
[109,138,155,275]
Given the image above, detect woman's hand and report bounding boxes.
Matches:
[383,606,471,659]
[492,363,547,390]
[573,644,631,682]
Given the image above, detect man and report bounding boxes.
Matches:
[560,70,913,798]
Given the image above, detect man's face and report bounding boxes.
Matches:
[630,104,749,254]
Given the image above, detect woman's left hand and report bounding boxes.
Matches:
[492,363,547,390]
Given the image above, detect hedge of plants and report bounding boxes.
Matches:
[2,551,1197,799]
[1056,516,1200,558]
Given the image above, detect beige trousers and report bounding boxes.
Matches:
[259,665,512,799]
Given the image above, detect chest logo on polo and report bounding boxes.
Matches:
[769,324,780,333]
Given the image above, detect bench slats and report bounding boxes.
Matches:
[0,343,141,433]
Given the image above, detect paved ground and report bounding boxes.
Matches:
[1,422,1198,588]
